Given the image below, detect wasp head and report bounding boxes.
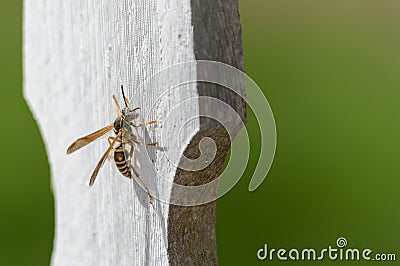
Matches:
[122,107,140,121]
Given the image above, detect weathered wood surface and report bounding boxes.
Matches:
[167,1,245,265]
[24,0,244,265]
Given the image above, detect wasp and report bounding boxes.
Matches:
[66,85,158,203]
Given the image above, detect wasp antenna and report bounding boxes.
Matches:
[121,85,129,108]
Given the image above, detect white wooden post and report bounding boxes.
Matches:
[24,1,244,265]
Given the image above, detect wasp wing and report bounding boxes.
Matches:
[89,134,120,186]
[66,123,114,154]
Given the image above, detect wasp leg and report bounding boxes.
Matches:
[106,136,123,158]
[133,140,158,146]
[112,95,121,115]
[89,132,122,186]
[104,136,117,158]
[130,165,153,204]
[124,96,129,105]
[107,135,122,146]
[130,120,157,128]
[126,144,134,166]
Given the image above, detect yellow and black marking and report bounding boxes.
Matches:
[114,144,132,178]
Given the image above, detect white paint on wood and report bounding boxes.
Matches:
[24,0,198,265]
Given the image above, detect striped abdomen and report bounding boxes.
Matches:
[114,144,132,178]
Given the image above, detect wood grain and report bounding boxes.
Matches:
[24,0,244,265]
[167,1,245,265]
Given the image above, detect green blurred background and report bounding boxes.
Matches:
[1,1,399,265]
[0,1,54,266]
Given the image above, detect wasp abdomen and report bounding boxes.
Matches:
[114,144,132,178]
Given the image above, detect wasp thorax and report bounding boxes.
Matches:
[114,116,133,135]
[113,117,123,133]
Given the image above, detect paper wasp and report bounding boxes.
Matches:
[66,85,158,203]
